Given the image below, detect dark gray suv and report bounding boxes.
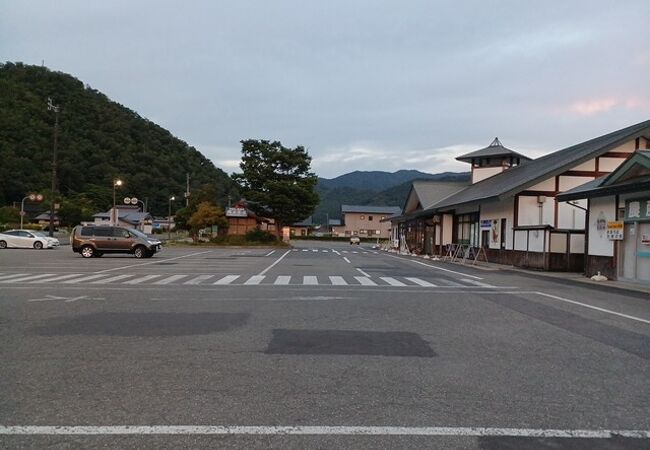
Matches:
[71,226,162,258]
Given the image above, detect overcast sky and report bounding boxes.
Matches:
[2,1,649,178]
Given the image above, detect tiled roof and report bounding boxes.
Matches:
[433,120,650,210]
[341,205,402,215]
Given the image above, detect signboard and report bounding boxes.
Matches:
[480,219,492,230]
[226,207,248,218]
[624,198,650,222]
[606,221,624,240]
[642,234,650,245]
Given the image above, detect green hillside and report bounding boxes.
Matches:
[0,62,237,217]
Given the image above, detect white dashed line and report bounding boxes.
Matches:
[356,268,371,277]
[343,257,351,264]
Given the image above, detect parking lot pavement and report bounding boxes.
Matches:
[1,243,649,449]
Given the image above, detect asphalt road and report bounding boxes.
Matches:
[0,241,649,449]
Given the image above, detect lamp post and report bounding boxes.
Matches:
[20,193,43,230]
[112,179,123,225]
[47,98,59,237]
[168,196,175,240]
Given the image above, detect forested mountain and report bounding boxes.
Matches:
[0,62,237,216]
[314,170,469,223]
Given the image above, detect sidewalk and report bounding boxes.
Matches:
[387,251,650,296]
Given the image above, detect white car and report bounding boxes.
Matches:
[0,229,60,249]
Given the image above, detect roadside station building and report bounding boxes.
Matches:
[389,120,650,271]
[557,151,650,283]
[225,201,275,236]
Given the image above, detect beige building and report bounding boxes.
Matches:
[332,205,401,238]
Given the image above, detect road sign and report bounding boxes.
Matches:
[130,197,138,205]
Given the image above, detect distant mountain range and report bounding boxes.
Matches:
[314,170,470,224]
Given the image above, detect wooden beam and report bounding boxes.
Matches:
[600,151,633,158]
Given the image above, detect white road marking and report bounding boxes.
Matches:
[28,295,104,303]
[62,274,110,284]
[356,268,371,277]
[329,276,347,285]
[342,250,348,253]
[90,274,134,284]
[312,249,318,252]
[1,425,647,438]
[405,277,436,287]
[123,275,162,285]
[302,249,308,252]
[94,250,214,274]
[352,251,358,254]
[461,279,495,288]
[343,257,351,264]
[244,275,265,285]
[380,277,406,286]
[31,273,84,283]
[154,274,189,285]
[0,273,29,281]
[184,275,214,285]
[274,276,291,285]
[0,273,55,283]
[382,253,483,279]
[322,250,328,253]
[354,276,377,286]
[331,249,341,255]
[303,276,318,285]
[265,250,276,257]
[533,291,650,325]
[258,250,291,276]
[214,275,240,285]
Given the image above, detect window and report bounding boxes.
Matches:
[368,215,373,221]
[80,227,93,236]
[93,227,112,237]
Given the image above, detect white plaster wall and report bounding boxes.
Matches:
[559,176,594,191]
[472,166,503,183]
[572,159,596,171]
[549,233,567,253]
[571,234,585,254]
[528,178,556,191]
[480,199,514,249]
[598,157,626,172]
[514,229,545,252]
[587,196,616,257]
[518,196,554,226]
[557,199,586,229]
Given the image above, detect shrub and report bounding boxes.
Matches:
[245,229,277,243]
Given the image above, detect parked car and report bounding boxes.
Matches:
[0,229,60,249]
[350,236,360,245]
[71,225,162,258]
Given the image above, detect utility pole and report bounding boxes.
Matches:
[185,173,190,207]
[47,98,59,237]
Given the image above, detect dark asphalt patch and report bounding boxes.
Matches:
[479,435,648,449]
[265,329,436,357]
[483,293,650,360]
[32,312,249,337]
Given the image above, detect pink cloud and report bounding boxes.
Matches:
[566,96,650,116]
[568,98,618,116]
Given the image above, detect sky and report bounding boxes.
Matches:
[1,1,649,178]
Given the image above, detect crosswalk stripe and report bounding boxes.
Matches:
[322,250,328,253]
[274,276,291,285]
[91,274,135,284]
[354,276,377,286]
[123,275,162,285]
[214,275,240,285]
[244,275,265,285]
[404,277,437,287]
[302,249,308,252]
[0,273,29,281]
[154,274,189,285]
[0,273,55,283]
[32,273,85,283]
[303,276,318,285]
[380,277,406,286]
[184,275,214,285]
[312,249,318,252]
[63,274,111,284]
[329,276,347,285]
[461,278,495,287]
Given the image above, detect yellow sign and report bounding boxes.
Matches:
[606,221,624,240]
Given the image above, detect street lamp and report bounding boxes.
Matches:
[168,196,175,240]
[20,193,43,230]
[112,179,123,225]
